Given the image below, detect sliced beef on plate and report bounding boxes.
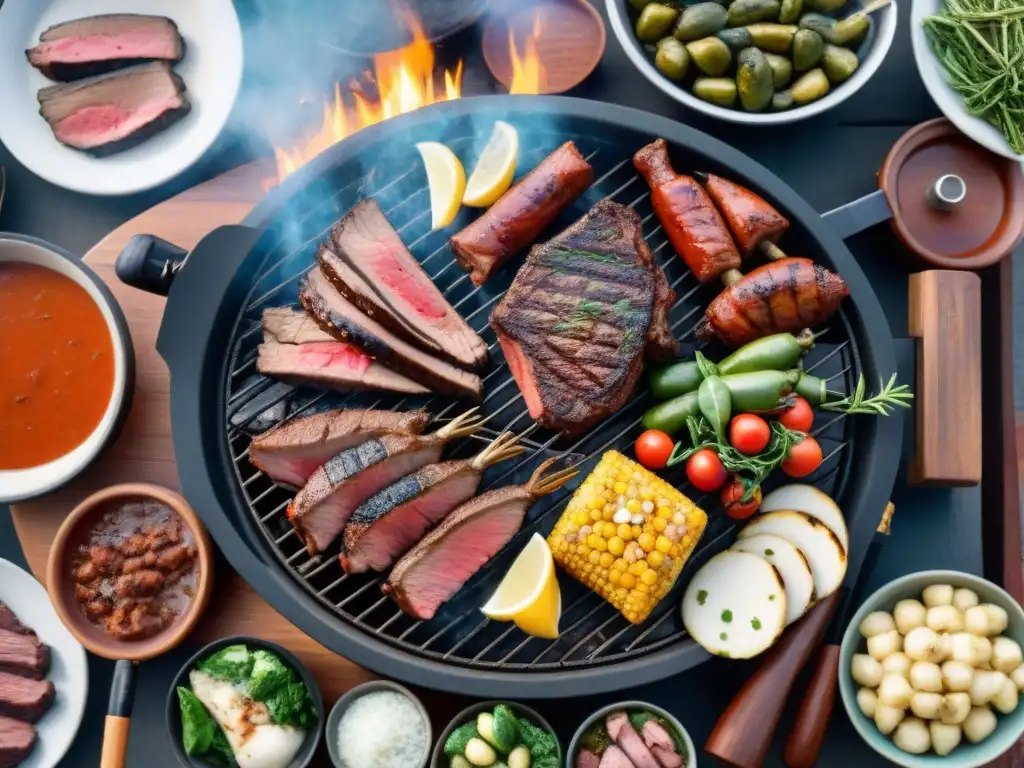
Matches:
[300,267,483,400]
[325,200,488,368]
[37,61,190,156]
[0,716,35,768]
[249,407,431,488]
[26,14,185,81]
[0,607,31,639]
[287,409,484,554]
[490,200,676,433]
[0,673,54,724]
[385,458,576,619]
[0,632,48,681]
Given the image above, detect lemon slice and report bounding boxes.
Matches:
[463,121,519,208]
[417,141,465,229]
[481,532,561,639]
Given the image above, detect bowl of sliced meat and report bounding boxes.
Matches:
[568,701,696,768]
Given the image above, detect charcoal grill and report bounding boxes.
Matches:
[116,95,903,697]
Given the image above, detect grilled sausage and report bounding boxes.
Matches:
[449,141,594,286]
[696,257,849,347]
[695,171,790,255]
[633,139,740,283]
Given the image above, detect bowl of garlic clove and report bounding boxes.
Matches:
[839,570,1024,767]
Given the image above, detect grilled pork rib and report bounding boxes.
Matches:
[384,458,577,619]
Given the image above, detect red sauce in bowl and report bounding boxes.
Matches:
[0,262,115,469]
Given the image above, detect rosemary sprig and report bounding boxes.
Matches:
[821,373,914,415]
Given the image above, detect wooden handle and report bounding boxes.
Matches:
[907,270,981,486]
[782,643,841,768]
[705,592,841,768]
[101,716,131,768]
[100,660,136,768]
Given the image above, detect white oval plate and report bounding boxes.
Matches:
[911,0,1022,161]
[0,559,88,768]
[0,0,243,195]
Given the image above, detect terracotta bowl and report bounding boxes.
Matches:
[45,483,214,661]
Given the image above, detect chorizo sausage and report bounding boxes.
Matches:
[694,171,790,255]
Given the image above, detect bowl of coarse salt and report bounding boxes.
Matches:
[327,680,432,768]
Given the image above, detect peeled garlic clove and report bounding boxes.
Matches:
[973,635,993,665]
[894,599,927,635]
[926,605,965,633]
[992,676,1019,714]
[878,673,914,710]
[910,690,943,719]
[941,660,975,692]
[904,626,943,663]
[859,611,897,638]
[857,687,878,719]
[867,629,902,661]
[992,636,1023,674]
[874,703,905,736]
[851,653,884,688]
[948,632,989,665]
[962,706,997,744]
[965,605,991,637]
[968,669,1007,706]
[923,584,954,608]
[909,661,943,693]
[892,717,931,754]
[882,652,912,679]
[982,604,1009,636]
[929,721,962,757]
[1011,663,1024,692]
[952,588,979,613]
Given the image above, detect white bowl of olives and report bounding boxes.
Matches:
[607,0,897,124]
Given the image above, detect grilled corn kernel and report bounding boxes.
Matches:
[548,451,708,624]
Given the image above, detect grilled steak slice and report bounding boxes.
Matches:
[300,268,483,400]
[287,410,483,553]
[0,673,54,724]
[0,633,47,681]
[37,62,190,156]
[384,458,577,619]
[0,607,31,639]
[26,14,185,81]
[262,307,336,345]
[490,200,675,432]
[341,432,525,574]
[0,716,35,768]
[326,200,488,368]
[250,408,431,487]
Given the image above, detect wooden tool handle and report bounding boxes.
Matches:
[782,643,841,768]
[907,270,981,486]
[705,592,841,768]
[100,660,136,768]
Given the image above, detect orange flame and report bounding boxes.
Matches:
[509,12,546,96]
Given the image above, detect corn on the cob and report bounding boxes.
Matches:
[548,451,707,624]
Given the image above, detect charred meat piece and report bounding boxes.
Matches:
[0,606,32,639]
[491,201,676,433]
[258,309,429,397]
[250,407,431,488]
[341,432,525,574]
[26,14,185,81]
[0,673,54,724]
[694,171,789,256]
[325,200,488,368]
[288,410,484,554]
[37,62,190,156]
[696,257,849,347]
[300,268,483,400]
[0,632,48,681]
[0,716,36,768]
[597,745,635,768]
[385,458,577,619]
[634,139,740,284]
[450,141,594,286]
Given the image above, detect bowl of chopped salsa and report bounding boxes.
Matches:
[0,233,134,503]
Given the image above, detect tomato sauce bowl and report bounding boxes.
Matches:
[0,233,134,502]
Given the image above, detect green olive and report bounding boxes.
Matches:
[805,0,848,11]
[792,28,825,70]
[745,23,798,52]
[727,0,782,27]
[736,47,774,111]
[716,26,754,52]
[686,36,734,76]
[693,76,739,106]
[772,89,795,110]
[636,3,680,42]
[790,67,830,104]
[833,12,870,45]
[655,37,691,80]
[779,0,803,23]
[821,42,860,81]
[674,2,729,41]
[763,52,793,87]
[798,12,836,40]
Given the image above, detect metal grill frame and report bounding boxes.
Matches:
[154,95,904,697]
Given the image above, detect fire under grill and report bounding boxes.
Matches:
[222,116,865,674]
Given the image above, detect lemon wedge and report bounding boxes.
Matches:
[463,121,519,208]
[481,532,561,639]
[417,141,465,229]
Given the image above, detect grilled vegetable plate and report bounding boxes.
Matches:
[731,533,814,625]
[760,483,848,552]
[682,550,787,658]
[739,510,847,599]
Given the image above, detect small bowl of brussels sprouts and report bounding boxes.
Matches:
[431,701,561,768]
[606,0,896,124]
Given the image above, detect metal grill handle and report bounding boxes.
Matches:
[116,234,188,296]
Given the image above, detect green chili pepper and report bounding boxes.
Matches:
[649,361,707,400]
[642,391,701,436]
[795,372,826,405]
[720,369,801,411]
[717,330,816,376]
[698,375,732,440]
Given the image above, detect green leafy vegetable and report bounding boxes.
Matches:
[445,722,480,757]
[518,718,559,760]
[198,645,253,682]
[246,650,293,701]
[534,756,560,768]
[207,728,237,767]
[177,687,215,756]
[491,704,520,752]
[629,711,658,731]
[697,375,731,441]
[265,681,318,728]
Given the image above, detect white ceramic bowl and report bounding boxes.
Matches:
[0,0,243,195]
[0,235,134,503]
[606,0,897,124]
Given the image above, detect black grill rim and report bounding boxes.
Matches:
[157,94,904,698]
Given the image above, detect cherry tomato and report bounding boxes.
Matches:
[782,435,823,477]
[721,475,763,519]
[778,395,814,432]
[729,414,771,455]
[686,448,728,492]
[635,429,674,470]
